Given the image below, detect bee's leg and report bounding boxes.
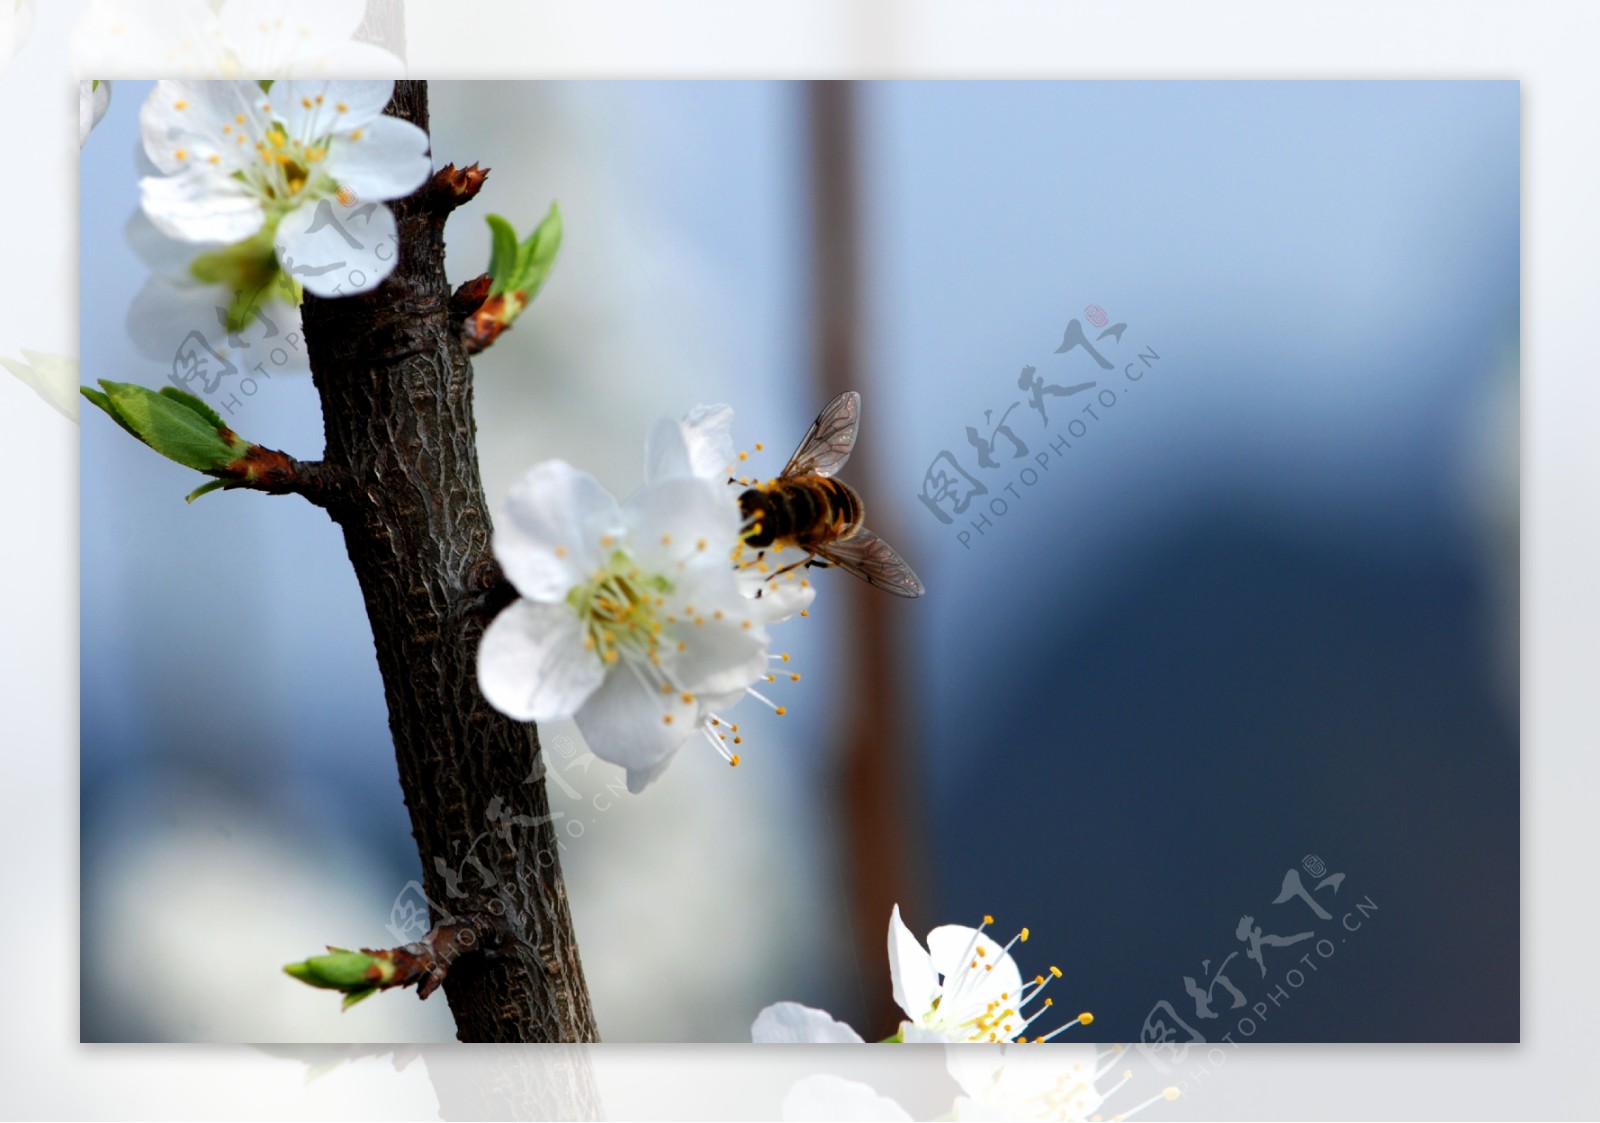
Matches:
[805,558,832,570]
[768,554,815,582]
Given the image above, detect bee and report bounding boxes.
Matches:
[737,391,925,598]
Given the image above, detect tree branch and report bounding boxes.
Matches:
[297,80,598,1043]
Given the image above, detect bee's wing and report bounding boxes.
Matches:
[780,390,861,479]
[811,526,925,598]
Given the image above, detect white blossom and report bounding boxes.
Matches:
[72,0,402,79]
[478,457,801,792]
[752,905,1090,1046]
[139,79,430,296]
[889,905,1087,1044]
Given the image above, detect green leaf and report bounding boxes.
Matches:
[283,949,382,990]
[95,379,245,473]
[185,479,231,504]
[159,385,227,431]
[80,386,140,439]
[485,214,520,296]
[340,987,378,1011]
[509,202,562,303]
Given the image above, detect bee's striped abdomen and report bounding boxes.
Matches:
[738,475,863,550]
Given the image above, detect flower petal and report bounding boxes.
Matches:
[213,0,368,75]
[887,905,940,1024]
[662,612,767,700]
[140,79,263,176]
[273,196,397,297]
[572,658,695,784]
[643,417,694,483]
[927,924,1024,1022]
[622,476,741,574]
[140,166,265,244]
[324,114,432,203]
[645,404,740,486]
[680,403,738,479]
[781,1076,913,1123]
[623,755,677,796]
[751,1002,865,1044]
[80,80,111,147]
[495,461,621,601]
[477,600,604,722]
[270,78,395,135]
[900,1022,956,1045]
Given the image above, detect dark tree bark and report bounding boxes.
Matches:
[296,80,599,1045]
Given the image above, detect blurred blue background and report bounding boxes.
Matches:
[81,80,1517,1042]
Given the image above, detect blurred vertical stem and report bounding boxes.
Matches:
[807,80,930,1036]
[298,81,599,1050]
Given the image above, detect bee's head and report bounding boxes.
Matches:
[738,488,773,547]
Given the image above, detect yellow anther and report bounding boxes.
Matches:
[604,650,619,664]
[738,451,749,461]
[662,714,674,725]
[1050,966,1063,978]
[677,641,687,652]
[174,99,189,110]
[780,653,790,662]
[661,533,671,545]
[741,620,752,629]
[1078,1012,1093,1025]
[800,609,809,617]
[775,706,787,716]
[174,148,187,161]
[729,755,741,766]
[601,535,615,548]
[696,538,707,551]
[755,442,764,451]
[790,673,800,682]
[1045,997,1054,1007]
[977,946,987,957]
[350,129,365,141]
[337,102,349,113]
[235,114,246,124]
[301,97,312,108]
[1020,927,1030,942]
[733,736,742,744]
[660,683,672,695]
[681,692,693,703]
